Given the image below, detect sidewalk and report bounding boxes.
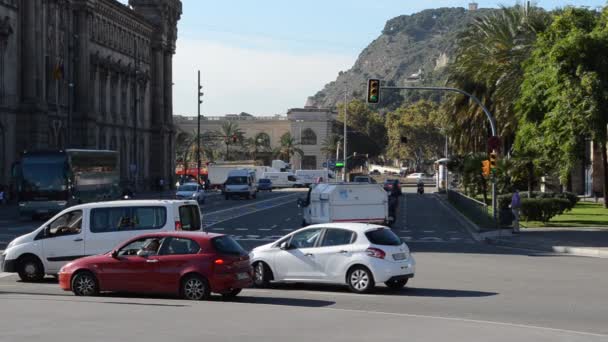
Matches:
[484,227,608,258]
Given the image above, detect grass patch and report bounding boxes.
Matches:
[522,202,608,228]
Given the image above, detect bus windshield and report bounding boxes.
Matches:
[21,155,67,193]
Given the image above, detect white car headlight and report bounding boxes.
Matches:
[192,193,198,197]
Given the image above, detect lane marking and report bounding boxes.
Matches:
[282,229,293,232]
[236,228,248,231]
[0,272,15,279]
[204,194,301,228]
[323,307,608,338]
[423,230,435,233]
[285,218,291,222]
[203,193,299,216]
[259,229,272,231]
[271,225,278,229]
[211,228,225,231]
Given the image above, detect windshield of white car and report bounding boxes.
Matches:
[178,185,198,192]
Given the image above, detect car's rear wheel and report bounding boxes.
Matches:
[72,271,99,296]
[17,256,44,282]
[221,288,242,299]
[253,262,271,288]
[347,266,375,294]
[385,278,408,290]
[181,274,210,301]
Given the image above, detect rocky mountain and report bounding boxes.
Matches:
[307,7,495,110]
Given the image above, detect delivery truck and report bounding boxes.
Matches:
[298,183,395,227]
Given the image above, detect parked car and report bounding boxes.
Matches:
[370,170,381,176]
[250,223,415,293]
[58,232,252,300]
[0,200,202,282]
[175,183,205,204]
[258,178,273,192]
[383,179,402,196]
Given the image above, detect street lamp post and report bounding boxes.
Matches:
[296,119,304,169]
[197,71,203,185]
[343,92,348,182]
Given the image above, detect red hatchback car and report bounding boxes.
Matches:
[58,232,252,300]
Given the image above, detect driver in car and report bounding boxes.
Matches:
[137,239,160,257]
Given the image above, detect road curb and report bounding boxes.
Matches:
[485,238,608,258]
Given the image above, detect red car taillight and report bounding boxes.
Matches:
[366,247,386,259]
[214,259,225,265]
[175,221,182,230]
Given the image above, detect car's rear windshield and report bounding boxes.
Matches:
[365,228,402,246]
[211,236,247,255]
[178,185,198,191]
[178,205,201,231]
[259,179,271,183]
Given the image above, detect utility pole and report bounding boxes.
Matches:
[197,70,203,185]
[342,92,347,182]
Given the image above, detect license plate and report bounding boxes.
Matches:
[237,272,249,280]
[393,253,406,260]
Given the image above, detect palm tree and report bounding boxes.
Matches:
[321,134,342,159]
[445,5,551,153]
[273,132,303,162]
[213,121,243,161]
[244,132,272,161]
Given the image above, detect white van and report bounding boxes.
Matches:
[295,169,334,186]
[0,200,202,282]
[262,171,300,188]
[224,169,257,199]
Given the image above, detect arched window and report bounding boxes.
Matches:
[254,132,271,148]
[301,128,317,145]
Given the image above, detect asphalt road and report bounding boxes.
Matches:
[1,187,608,341]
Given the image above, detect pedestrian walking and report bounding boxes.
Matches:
[511,188,521,234]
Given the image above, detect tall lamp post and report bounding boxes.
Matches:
[295,119,304,169]
[197,71,204,185]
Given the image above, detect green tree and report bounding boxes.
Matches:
[445,5,551,153]
[385,101,445,171]
[321,134,342,159]
[336,99,387,157]
[213,121,244,161]
[516,7,608,207]
[273,132,303,162]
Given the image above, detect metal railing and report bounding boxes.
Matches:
[175,115,287,122]
[447,189,495,228]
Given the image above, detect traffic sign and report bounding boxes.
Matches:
[329,161,336,168]
[322,162,328,168]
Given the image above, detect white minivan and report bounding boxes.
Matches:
[0,200,202,282]
[224,169,257,199]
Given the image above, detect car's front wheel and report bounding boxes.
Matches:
[17,256,44,282]
[347,266,375,294]
[385,278,408,290]
[72,271,99,296]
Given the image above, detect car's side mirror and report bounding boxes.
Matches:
[111,250,119,259]
[280,241,295,250]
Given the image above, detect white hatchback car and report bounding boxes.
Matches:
[250,223,415,293]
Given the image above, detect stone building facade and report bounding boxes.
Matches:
[287,107,337,170]
[0,0,181,189]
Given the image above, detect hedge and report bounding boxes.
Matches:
[520,198,571,223]
[498,191,579,211]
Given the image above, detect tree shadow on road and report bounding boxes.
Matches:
[265,283,497,298]
[0,290,335,308]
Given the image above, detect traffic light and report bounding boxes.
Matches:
[482,160,490,177]
[231,134,238,143]
[367,79,380,104]
[489,151,497,171]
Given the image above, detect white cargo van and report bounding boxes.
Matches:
[224,169,257,199]
[295,169,334,186]
[262,171,300,188]
[298,183,392,226]
[0,200,201,282]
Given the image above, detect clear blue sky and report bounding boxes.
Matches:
[121,0,607,116]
